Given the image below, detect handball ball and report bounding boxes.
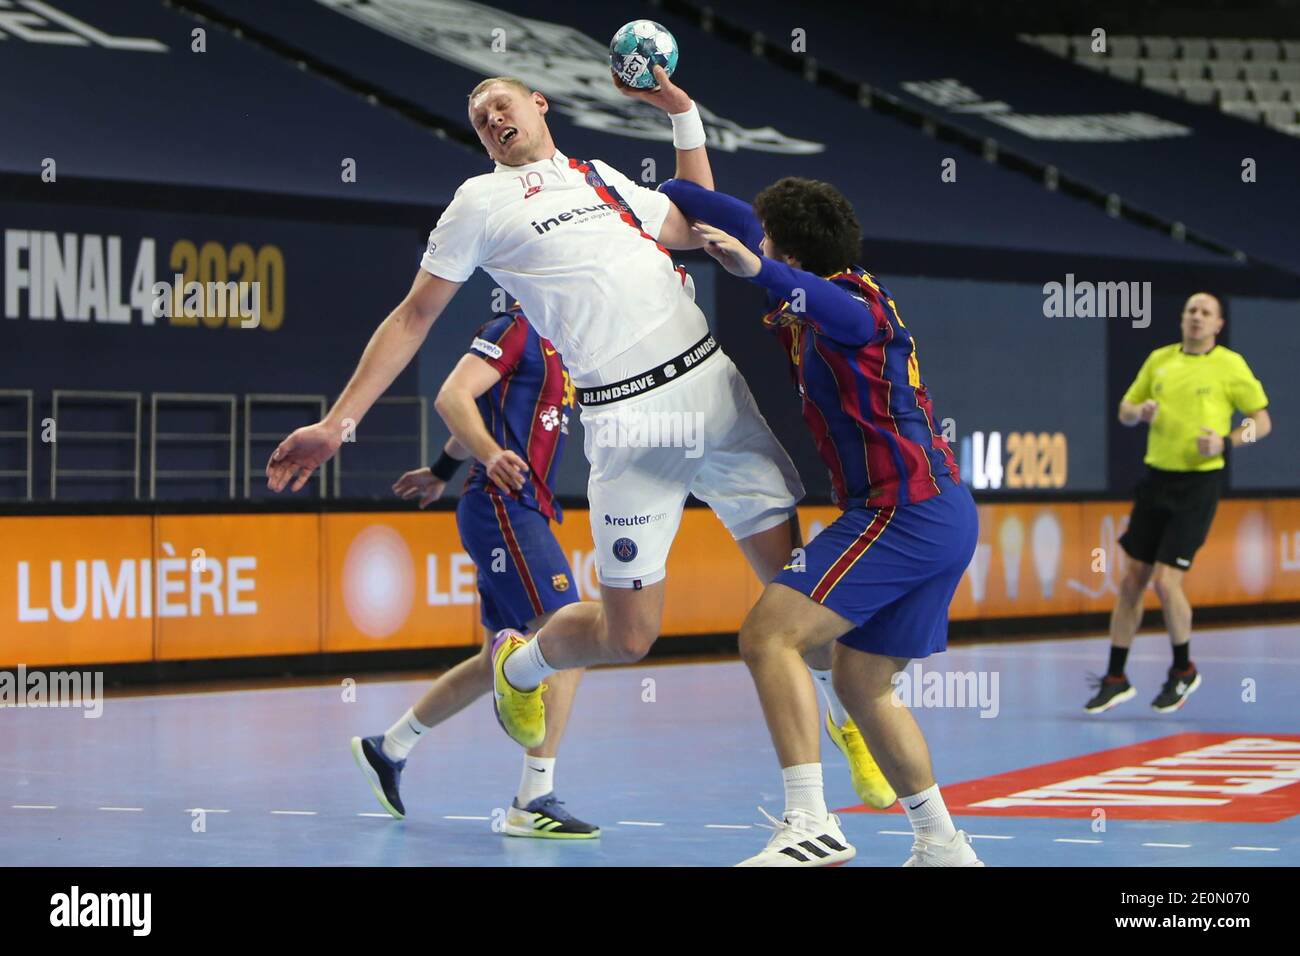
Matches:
[610,20,678,89]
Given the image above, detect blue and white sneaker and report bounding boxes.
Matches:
[351,735,406,819]
[503,793,600,839]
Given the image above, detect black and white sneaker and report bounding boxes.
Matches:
[1084,675,1137,713]
[1151,666,1201,712]
[351,735,406,819]
[735,807,856,867]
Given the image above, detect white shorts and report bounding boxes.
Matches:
[581,348,805,588]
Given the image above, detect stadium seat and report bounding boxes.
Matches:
[1208,61,1245,81]
[1248,81,1287,105]
[1142,77,1180,97]
[1221,100,1264,122]
[1242,62,1276,81]
[1212,38,1248,61]
[1282,40,1300,60]
[1179,80,1216,104]
[1276,63,1300,82]
[1265,104,1299,127]
[1178,37,1211,60]
[1109,35,1141,58]
[1107,59,1140,81]
[1215,81,1248,104]
[1069,34,1095,58]
[1142,36,1178,60]
[1247,39,1281,62]
[1173,61,1207,81]
[1140,61,1175,80]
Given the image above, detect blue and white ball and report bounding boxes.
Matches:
[609,20,678,89]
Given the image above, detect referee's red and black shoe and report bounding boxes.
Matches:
[1152,665,1201,713]
[1084,675,1137,714]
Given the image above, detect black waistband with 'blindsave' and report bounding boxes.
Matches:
[578,332,719,407]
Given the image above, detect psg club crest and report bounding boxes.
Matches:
[551,573,570,592]
[612,537,638,562]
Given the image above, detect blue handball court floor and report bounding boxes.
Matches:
[2,623,1297,866]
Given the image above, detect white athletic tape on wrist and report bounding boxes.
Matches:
[670,102,706,150]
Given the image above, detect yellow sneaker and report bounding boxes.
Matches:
[826,713,897,809]
[491,630,547,749]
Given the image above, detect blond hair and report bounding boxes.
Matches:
[468,76,533,103]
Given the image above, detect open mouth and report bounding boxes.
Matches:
[498,127,518,146]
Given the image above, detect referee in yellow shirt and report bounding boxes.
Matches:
[1086,292,1272,714]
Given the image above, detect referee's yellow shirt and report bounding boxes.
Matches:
[1123,344,1269,472]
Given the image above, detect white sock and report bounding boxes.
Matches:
[502,636,556,692]
[782,763,828,820]
[381,708,430,762]
[516,755,557,806]
[900,784,957,843]
[808,667,849,726]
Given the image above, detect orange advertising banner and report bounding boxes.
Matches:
[321,513,482,653]
[153,514,322,661]
[2,497,1297,668]
[0,515,154,668]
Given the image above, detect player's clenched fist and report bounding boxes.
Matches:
[485,449,529,494]
[266,421,343,493]
[1137,399,1159,423]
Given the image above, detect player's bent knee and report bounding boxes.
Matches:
[609,630,656,663]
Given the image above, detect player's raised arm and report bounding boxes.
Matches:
[659,179,764,254]
[265,269,460,493]
[612,63,712,190]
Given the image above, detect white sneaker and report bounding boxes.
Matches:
[902,829,985,867]
[735,808,856,867]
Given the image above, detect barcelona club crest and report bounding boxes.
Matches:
[551,573,570,592]
[612,537,638,562]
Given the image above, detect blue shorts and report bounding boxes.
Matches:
[775,477,978,660]
[456,489,579,633]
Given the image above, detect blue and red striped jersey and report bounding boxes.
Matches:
[656,178,960,508]
[464,308,575,521]
[761,267,959,508]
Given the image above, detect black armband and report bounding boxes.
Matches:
[430,451,466,482]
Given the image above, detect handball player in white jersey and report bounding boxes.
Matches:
[267,71,887,853]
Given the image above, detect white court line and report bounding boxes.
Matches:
[271,810,317,816]
[97,807,143,812]
[1143,842,1191,848]
[968,834,1014,840]
[705,824,752,829]
[357,812,392,818]
[11,805,56,810]
[618,820,665,827]
[1231,846,1279,852]
[184,808,230,813]
[444,815,490,821]
[878,830,913,836]
[1055,838,1102,844]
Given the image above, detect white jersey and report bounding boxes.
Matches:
[420,149,702,384]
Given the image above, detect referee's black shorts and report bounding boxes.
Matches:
[1118,467,1222,571]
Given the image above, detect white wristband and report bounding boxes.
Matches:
[670,101,706,150]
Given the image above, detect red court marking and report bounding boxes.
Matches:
[838,734,1300,822]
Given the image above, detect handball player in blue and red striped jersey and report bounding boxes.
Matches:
[660,177,983,867]
[352,305,599,839]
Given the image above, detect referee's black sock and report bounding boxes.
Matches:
[1172,642,1192,672]
[1107,646,1129,679]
